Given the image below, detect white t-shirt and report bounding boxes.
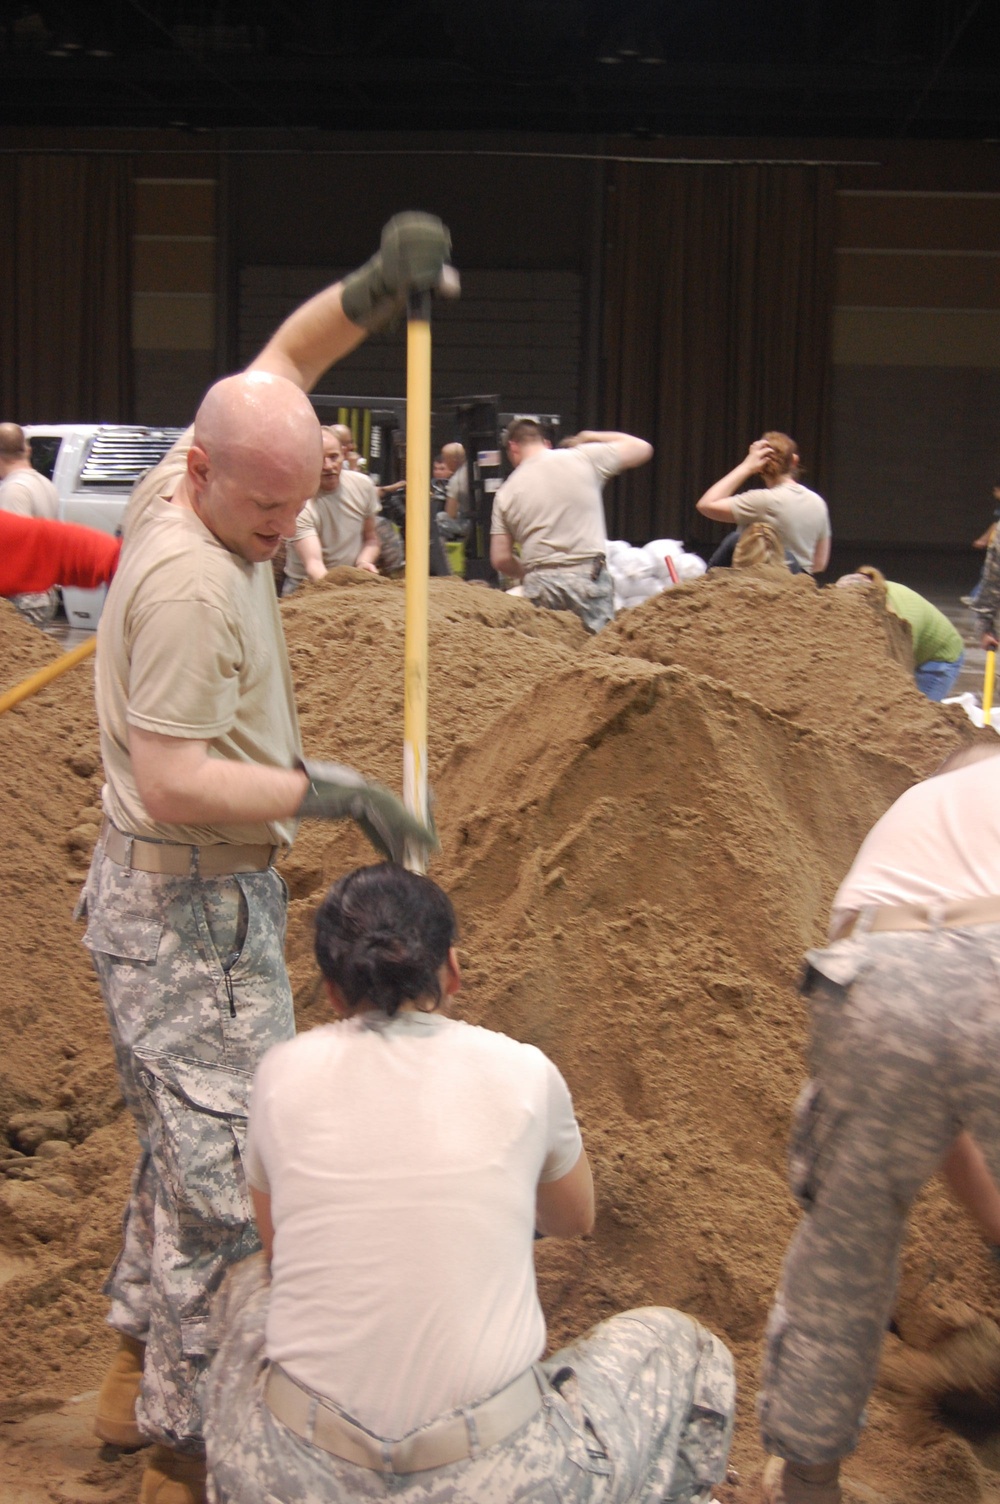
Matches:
[0,467,60,520]
[284,470,380,584]
[245,1012,583,1438]
[728,480,830,573]
[831,757,1000,935]
[490,443,621,570]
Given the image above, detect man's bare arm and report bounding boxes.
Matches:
[355,515,380,574]
[250,214,451,393]
[490,533,524,581]
[130,727,308,827]
[291,531,327,583]
[536,1149,595,1238]
[566,431,653,470]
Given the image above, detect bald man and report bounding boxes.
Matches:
[329,421,361,470]
[80,214,451,1504]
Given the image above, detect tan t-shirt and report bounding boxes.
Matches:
[490,443,621,570]
[284,470,380,584]
[0,467,60,520]
[728,480,830,573]
[96,432,301,847]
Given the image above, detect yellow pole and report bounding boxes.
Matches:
[984,649,996,725]
[0,634,97,717]
[403,289,432,872]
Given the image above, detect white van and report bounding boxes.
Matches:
[23,424,184,628]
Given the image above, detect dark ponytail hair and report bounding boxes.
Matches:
[314,864,458,1017]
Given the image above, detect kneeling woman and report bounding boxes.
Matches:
[205,864,734,1502]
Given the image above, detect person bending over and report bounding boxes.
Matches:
[837,567,964,701]
[205,863,735,1504]
[697,433,830,576]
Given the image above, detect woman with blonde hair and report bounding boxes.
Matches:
[731,521,791,573]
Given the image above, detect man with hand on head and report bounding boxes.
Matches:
[490,422,652,633]
[80,212,449,1504]
[281,425,381,592]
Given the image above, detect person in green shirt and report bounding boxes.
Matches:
[837,566,964,701]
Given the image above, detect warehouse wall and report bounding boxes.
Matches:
[830,184,1000,553]
[3,129,998,558]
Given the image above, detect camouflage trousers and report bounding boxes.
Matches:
[79,844,295,1453]
[759,922,1000,1465]
[522,562,615,634]
[204,1256,734,1503]
[10,587,59,626]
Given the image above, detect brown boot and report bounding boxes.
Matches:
[139,1445,208,1504]
[761,1456,842,1504]
[94,1333,147,1449]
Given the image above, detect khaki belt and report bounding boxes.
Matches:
[837,894,1000,940]
[264,1363,542,1475]
[101,818,277,878]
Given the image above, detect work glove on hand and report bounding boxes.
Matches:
[297,759,438,865]
[341,213,453,332]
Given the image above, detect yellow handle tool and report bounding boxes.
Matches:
[984,648,996,725]
[0,634,96,717]
[403,289,432,873]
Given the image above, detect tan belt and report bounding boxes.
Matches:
[264,1363,543,1475]
[838,894,1000,940]
[101,818,277,878]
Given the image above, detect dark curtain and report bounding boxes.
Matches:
[601,163,835,548]
[0,155,132,421]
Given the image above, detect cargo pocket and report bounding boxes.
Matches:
[788,1080,841,1212]
[83,905,163,963]
[133,1050,253,1228]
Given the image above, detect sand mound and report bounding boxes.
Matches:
[1,573,996,1503]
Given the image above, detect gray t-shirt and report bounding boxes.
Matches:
[729,480,830,573]
[0,467,60,520]
[284,470,380,584]
[490,443,622,570]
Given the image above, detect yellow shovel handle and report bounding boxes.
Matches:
[0,635,97,717]
[984,648,996,723]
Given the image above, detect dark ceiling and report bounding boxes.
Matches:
[3,0,999,138]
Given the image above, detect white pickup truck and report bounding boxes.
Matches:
[23,424,183,627]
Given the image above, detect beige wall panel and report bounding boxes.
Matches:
[833,308,1000,367]
[836,193,1000,252]
[134,238,216,294]
[836,252,1000,310]
[135,180,216,237]
[132,293,216,350]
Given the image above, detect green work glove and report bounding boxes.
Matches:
[297,759,438,865]
[341,213,453,332]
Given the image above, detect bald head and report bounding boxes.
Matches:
[0,423,28,460]
[195,372,321,483]
[441,442,465,476]
[185,372,322,564]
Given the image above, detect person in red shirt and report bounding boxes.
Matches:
[0,510,120,620]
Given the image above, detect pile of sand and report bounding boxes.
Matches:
[0,573,995,1503]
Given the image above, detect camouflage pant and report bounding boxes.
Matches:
[79,845,294,1453]
[204,1256,734,1503]
[10,587,58,626]
[759,922,1000,1465]
[522,562,615,634]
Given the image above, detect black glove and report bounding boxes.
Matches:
[297,759,437,865]
[341,213,453,332]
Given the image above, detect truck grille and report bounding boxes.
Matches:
[79,427,185,487]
